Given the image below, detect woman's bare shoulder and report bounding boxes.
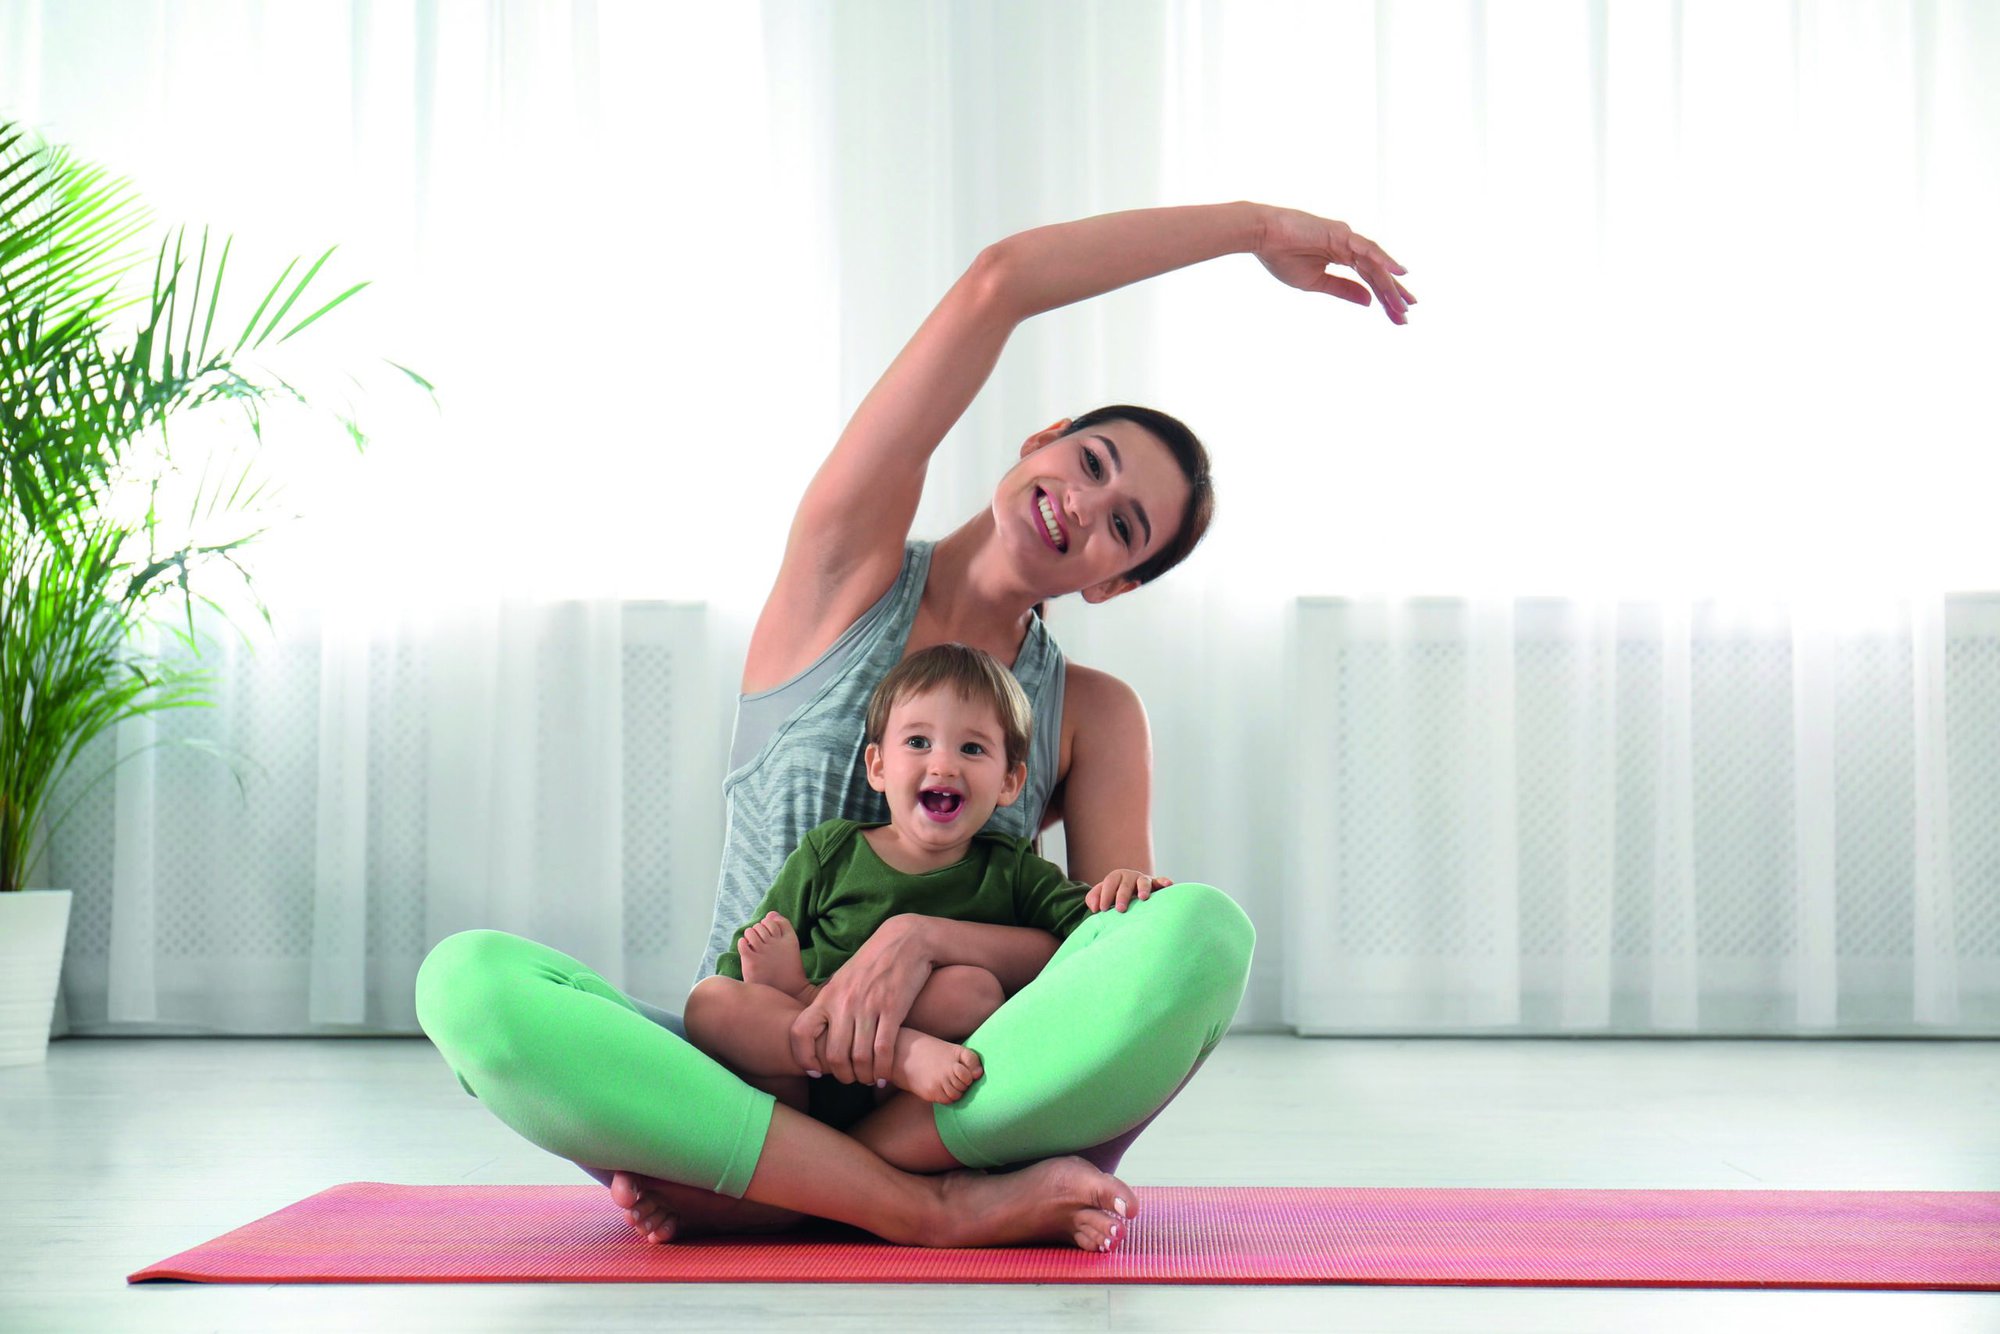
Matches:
[1061,661,1150,752]
[1054,661,1156,880]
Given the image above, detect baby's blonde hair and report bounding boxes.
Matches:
[864,644,1032,770]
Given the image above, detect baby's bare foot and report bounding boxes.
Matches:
[893,1030,983,1104]
[739,911,811,998]
[932,1156,1136,1252]
[608,1169,802,1244]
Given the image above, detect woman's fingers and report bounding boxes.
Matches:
[1361,269,1407,324]
[789,1007,828,1076]
[1340,230,1412,323]
[829,1013,862,1084]
[1344,230,1404,275]
[872,1016,897,1089]
[848,1015,870,1087]
[1316,271,1372,305]
[853,1013,884,1087]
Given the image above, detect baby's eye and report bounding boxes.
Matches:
[1083,446,1102,479]
[904,736,930,750]
[961,742,986,756]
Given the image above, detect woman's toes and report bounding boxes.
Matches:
[1074,1210,1121,1252]
[619,1182,678,1244]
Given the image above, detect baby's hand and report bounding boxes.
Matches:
[1086,869,1174,914]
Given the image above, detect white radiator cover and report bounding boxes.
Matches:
[43,603,732,1035]
[1286,596,1999,1034]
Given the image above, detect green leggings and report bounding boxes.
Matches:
[414,883,1253,1198]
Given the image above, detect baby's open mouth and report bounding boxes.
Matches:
[919,789,964,820]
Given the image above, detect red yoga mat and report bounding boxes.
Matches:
[129,1183,2000,1290]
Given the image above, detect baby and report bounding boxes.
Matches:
[684,642,1168,1127]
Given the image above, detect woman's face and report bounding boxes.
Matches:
[994,419,1193,604]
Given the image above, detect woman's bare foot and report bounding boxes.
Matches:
[893,1030,983,1104]
[931,1156,1136,1252]
[739,911,811,999]
[609,1169,803,1245]
[613,1157,1134,1253]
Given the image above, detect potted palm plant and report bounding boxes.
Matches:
[0,120,425,1064]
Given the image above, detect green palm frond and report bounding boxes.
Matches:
[0,119,423,894]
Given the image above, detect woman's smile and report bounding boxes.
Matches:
[1033,487,1068,553]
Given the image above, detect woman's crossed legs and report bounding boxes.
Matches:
[413,883,1252,1250]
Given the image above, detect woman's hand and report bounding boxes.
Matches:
[1254,207,1416,324]
[788,914,933,1088]
[1086,870,1175,914]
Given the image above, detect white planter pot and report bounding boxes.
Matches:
[0,889,72,1067]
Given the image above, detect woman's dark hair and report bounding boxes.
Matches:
[1062,404,1215,588]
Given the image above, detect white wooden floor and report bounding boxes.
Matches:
[4,1034,1997,1332]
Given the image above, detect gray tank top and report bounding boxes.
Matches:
[695,540,1068,981]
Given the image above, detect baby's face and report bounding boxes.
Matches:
[865,686,1026,855]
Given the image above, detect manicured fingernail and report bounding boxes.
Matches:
[807,1069,821,1079]
[1099,1239,1110,1251]
[1114,1197,1128,1217]
[876,1078,888,1088]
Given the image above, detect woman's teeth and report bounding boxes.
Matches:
[1037,491,1065,551]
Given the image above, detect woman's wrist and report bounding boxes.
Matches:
[899,916,1060,993]
[1243,199,1274,255]
[885,912,938,967]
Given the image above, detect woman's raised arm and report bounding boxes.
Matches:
[752,203,1411,681]
[986,201,1410,325]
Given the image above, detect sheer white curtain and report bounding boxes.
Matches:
[8,1,1995,1036]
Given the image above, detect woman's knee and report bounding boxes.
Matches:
[414,929,522,1041]
[1138,883,1255,987]
[415,929,544,1093]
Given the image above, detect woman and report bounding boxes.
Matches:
[415,201,1412,1252]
